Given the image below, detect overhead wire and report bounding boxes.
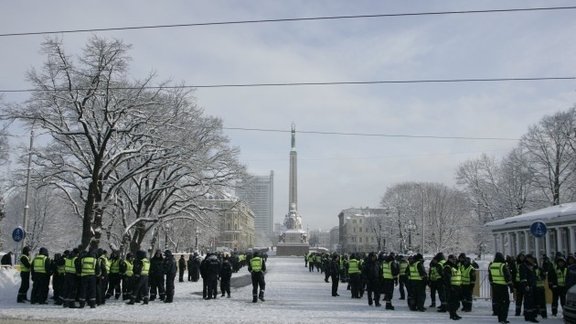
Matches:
[1,5,575,37]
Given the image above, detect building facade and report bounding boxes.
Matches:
[201,197,256,251]
[338,208,389,253]
[486,203,576,260]
[236,171,274,245]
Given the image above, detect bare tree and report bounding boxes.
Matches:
[521,108,576,206]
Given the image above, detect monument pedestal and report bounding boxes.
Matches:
[276,230,309,256]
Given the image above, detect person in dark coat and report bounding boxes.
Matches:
[1,251,13,265]
[200,254,209,299]
[190,253,201,282]
[220,254,233,298]
[17,247,31,303]
[31,247,52,304]
[163,250,177,303]
[329,253,340,297]
[362,252,382,307]
[187,254,194,281]
[205,253,221,299]
[178,255,186,282]
[149,250,165,301]
[51,252,66,305]
[521,254,539,323]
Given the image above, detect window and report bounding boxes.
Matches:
[359,237,363,243]
[359,227,362,233]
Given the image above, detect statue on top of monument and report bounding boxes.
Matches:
[283,202,303,231]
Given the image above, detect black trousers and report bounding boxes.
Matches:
[411,280,427,310]
[366,280,381,305]
[179,269,185,282]
[461,283,474,311]
[165,274,175,302]
[149,274,165,300]
[96,275,108,305]
[132,275,149,302]
[492,284,510,323]
[221,275,231,296]
[331,274,339,296]
[79,275,97,307]
[251,271,266,298]
[53,273,64,304]
[398,275,407,299]
[552,286,567,315]
[447,285,461,317]
[106,273,122,298]
[31,273,50,304]
[514,281,524,315]
[17,271,30,302]
[349,274,362,298]
[382,279,395,303]
[63,273,78,305]
[207,277,218,299]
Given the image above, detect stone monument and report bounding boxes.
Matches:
[276,124,309,256]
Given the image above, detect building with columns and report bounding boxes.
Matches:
[485,203,576,259]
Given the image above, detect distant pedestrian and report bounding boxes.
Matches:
[1,251,13,265]
[329,253,340,297]
[220,254,233,298]
[178,255,186,282]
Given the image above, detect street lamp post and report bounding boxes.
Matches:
[407,220,416,253]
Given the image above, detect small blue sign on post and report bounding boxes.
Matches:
[530,221,547,238]
[12,226,25,242]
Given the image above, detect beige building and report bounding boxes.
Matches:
[338,208,387,253]
[201,197,256,251]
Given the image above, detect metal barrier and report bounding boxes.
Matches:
[473,269,491,300]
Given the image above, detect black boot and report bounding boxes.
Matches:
[259,291,265,302]
[252,296,258,303]
[386,303,395,310]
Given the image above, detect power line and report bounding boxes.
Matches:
[1,76,574,93]
[1,5,575,37]
[223,127,520,141]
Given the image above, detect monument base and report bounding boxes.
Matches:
[276,243,310,256]
[276,230,309,256]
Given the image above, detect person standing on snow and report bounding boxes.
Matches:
[248,251,267,303]
[489,252,513,324]
[149,250,165,301]
[31,247,52,304]
[163,250,177,303]
[17,246,32,303]
[178,254,186,282]
[220,254,233,298]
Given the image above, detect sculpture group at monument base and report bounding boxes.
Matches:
[276,230,309,256]
[276,242,309,256]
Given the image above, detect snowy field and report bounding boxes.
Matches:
[0,257,565,324]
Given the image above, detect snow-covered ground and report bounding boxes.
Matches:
[0,257,565,324]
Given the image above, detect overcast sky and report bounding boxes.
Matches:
[2,1,576,231]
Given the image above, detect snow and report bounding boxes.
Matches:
[485,202,576,227]
[0,257,565,323]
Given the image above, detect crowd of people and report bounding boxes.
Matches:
[305,250,573,323]
[13,246,266,308]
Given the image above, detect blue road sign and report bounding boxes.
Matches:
[12,226,25,242]
[530,221,547,238]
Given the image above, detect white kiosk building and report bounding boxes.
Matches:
[485,203,576,258]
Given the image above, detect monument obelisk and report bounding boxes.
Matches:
[276,124,309,256]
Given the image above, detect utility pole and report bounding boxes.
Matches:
[22,126,34,249]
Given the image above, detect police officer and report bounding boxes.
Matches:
[347,253,362,299]
[382,252,399,310]
[106,250,122,300]
[17,246,31,303]
[52,252,66,305]
[31,247,51,304]
[205,253,221,299]
[443,254,462,321]
[550,256,568,316]
[248,251,266,303]
[96,249,109,306]
[79,249,100,308]
[521,254,539,323]
[121,253,134,301]
[409,253,428,312]
[397,255,409,301]
[459,255,476,312]
[489,252,513,324]
[163,250,177,303]
[429,252,447,312]
[329,253,340,297]
[127,250,150,305]
[63,248,79,308]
